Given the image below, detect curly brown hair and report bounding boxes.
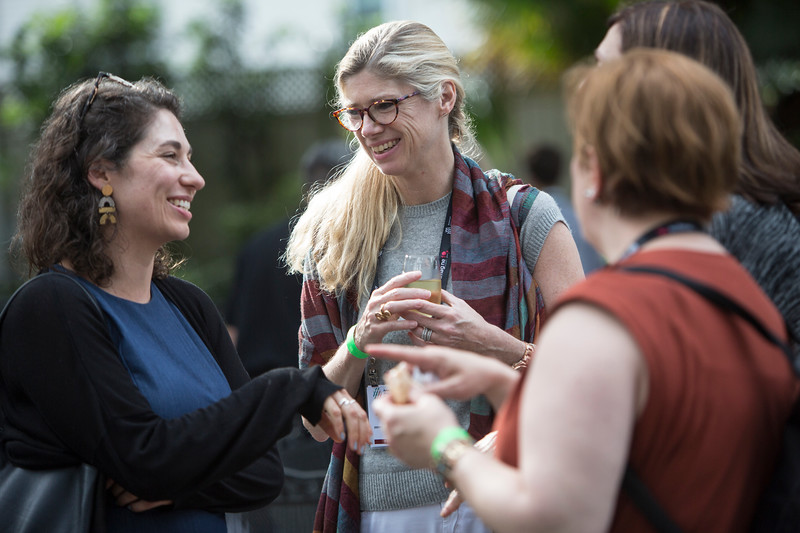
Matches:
[12,74,183,285]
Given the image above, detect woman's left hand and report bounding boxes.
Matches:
[400,289,512,359]
[372,387,458,470]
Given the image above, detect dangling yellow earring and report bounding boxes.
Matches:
[98,184,117,225]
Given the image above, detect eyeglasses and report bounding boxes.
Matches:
[332,91,420,132]
[78,71,135,125]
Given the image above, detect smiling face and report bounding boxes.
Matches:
[341,70,452,181]
[100,109,205,252]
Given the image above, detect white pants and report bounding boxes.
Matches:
[361,501,491,533]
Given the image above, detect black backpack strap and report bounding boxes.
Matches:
[621,265,795,369]
[622,466,684,533]
[1,271,104,453]
[616,264,795,533]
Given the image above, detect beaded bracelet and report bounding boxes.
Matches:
[346,325,369,359]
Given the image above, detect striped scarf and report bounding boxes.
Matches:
[304,147,543,532]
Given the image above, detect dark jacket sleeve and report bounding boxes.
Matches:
[155,276,283,511]
[0,274,341,508]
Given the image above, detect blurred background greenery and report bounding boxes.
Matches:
[1,0,798,307]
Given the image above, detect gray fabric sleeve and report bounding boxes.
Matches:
[519,190,567,271]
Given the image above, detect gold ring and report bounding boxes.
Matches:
[375,304,392,321]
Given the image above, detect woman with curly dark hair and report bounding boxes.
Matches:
[1,73,370,532]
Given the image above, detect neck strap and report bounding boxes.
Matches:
[620,219,704,261]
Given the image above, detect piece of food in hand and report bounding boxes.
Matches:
[385,361,413,403]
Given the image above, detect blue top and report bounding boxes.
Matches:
[75,276,230,533]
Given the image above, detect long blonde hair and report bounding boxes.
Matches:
[286,21,476,299]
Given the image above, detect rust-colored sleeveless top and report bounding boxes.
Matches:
[494,250,798,533]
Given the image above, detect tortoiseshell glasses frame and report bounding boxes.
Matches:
[332,91,421,132]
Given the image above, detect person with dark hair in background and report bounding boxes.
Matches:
[1,72,370,532]
[597,0,800,359]
[525,143,604,274]
[226,139,352,376]
[224,138,352,532]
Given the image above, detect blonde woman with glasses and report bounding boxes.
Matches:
[286,20,584,533]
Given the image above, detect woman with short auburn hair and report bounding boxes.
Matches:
[369,49,797,533]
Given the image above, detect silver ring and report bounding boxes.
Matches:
[339,398,355,407]
[421,327,433,342]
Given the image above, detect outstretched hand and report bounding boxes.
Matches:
[364,343,518,408]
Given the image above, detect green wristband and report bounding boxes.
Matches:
[430,426,473,463]
[346,325,369,359]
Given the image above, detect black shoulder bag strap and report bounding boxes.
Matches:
[0,271,103,324]
[0,271,106,533]
[618,265,795,533]
[0,270,104,427]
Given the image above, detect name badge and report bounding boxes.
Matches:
[366,384,390,448]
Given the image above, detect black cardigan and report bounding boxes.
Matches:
[0,272,339,511]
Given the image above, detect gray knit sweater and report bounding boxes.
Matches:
[710,194,800,360]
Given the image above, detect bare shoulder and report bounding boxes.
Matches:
[529,301,645,407]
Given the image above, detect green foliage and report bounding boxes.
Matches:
[185,0,245,75]
[463,0,800,169]
[1,0,168,130]
[465,0,617,91]
[460,0,619,170]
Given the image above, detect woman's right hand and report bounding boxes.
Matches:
[315,389,372,454]
[323,271,432,397]
[351,271,434,350]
